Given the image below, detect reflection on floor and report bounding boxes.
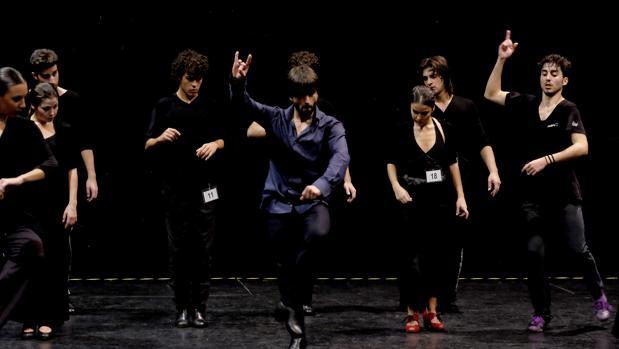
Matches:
[0,278,617,348]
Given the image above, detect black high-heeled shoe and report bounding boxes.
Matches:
[36,325,54,340]
[20,325,36,340]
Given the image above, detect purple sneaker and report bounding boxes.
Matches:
[527,315,546,333]
[593,294,613,321]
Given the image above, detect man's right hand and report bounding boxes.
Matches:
[232,51,253,80]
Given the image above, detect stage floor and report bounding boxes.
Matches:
[1,277,617,348]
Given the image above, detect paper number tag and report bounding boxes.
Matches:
[202,187,219,203]
[426,170,442,183]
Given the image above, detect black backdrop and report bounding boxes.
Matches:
[2,6,616,278]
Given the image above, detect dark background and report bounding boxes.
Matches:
[2,6,616,278]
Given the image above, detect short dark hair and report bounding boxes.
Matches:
[418,55,454,95]
[171,49,209,81]
[0,67,26,96]
[30,48,59,74]
[287,65,318,98]
[538,54,572,78]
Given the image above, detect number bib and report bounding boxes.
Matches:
[202,186,219,203]
[425,170,443,183]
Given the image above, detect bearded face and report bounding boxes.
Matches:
[294,103,316,121]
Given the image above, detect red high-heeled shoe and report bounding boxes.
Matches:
[404,313,421,333]
[423,311,446,332]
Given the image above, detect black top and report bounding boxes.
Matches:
[57,90,93,151]
[505,92,585,204]
[40,121,80,222]
[146,93,225,194]
[387,118,457,206]
[432,95,489,173]
[0,116,57,230]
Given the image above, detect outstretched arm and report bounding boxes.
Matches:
[484,30,518,106]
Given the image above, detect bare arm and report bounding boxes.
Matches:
[343,167,356,202]
[484,30,518,106]
[387,163,411,204]
[480,145,501,197]
[145,128,181,150]
[64,168,78,229]
[521,133,588,176]
[0,168,46,200]
[449,162,469,219]
[247,121,267,138]
[196,139,224,160]
[80,149,98,201]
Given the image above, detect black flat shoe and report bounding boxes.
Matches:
[192,309,207,328]
[36,325,54,340]
[175,309,189,328]
[274,302,304,336]
[20,325,35,340]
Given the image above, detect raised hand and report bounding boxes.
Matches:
[499,30,518,59]
[232,51,253,80]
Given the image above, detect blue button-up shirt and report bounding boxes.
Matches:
[231,82,350,214]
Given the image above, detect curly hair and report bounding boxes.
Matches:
[171,49,209,81]
[288,51,320,72]
[30,48,59,74]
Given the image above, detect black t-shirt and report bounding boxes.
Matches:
[505,92,585,204]
[145,93,225,193]
[432,95,489,173]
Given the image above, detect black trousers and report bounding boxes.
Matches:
[163,186,216,313]
[0,225,45,329]
[398,202,457,312]
[522,201,604,315]
[265,204,330,311]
